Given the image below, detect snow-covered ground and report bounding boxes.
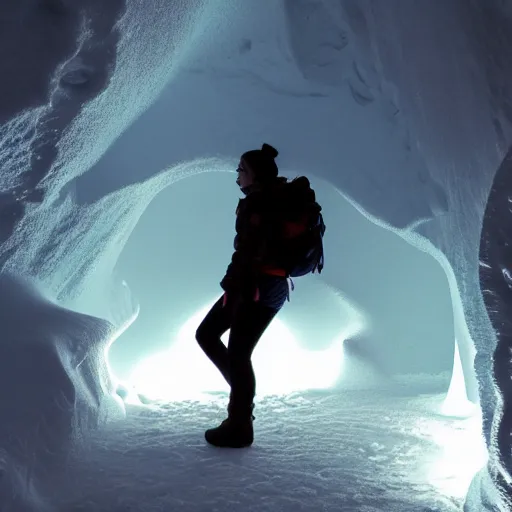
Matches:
[48,391,486,512]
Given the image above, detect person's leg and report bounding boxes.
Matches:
[195,295,233,385]
[227,299,279,416]
[204,298,279,448]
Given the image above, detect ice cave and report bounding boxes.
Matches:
[0,1,510,510]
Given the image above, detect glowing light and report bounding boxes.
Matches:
[419,339,488,499]
[426,413,488,499]
[130,301,344,402]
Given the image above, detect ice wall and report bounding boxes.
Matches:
[478,146,512,509]
[330,0,511,507]
[0,0,510,509]
[0,0,210,292]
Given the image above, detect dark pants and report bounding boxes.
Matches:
[196,294,280,415]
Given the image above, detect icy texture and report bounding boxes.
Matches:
[50,392,486,511]
[479,145,512,508]
[0,0,511,510]
[0,0,209,294]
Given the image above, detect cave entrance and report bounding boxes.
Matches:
[108,170,456,403]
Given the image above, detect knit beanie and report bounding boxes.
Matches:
[241,143,279,183]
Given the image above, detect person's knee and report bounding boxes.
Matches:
[195,324,208,348]
[227,346,251,367]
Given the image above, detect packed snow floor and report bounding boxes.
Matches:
[53,391,486,512]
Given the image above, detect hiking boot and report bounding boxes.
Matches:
[205,404,255,448]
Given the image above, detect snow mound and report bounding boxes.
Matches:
[0,454,53,512]
[0,273,124,510]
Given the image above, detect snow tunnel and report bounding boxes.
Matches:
[107,170,457,404]
[0,0,511,510]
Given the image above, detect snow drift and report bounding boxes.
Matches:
[0,273,125,511]
[0,0,511,510]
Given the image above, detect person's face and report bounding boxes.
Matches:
[236,159,255,189]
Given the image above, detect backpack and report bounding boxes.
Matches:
[278,177,326,278]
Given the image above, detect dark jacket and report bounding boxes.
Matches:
[221,177,319,308]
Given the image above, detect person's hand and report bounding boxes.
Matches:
[220,276,259,303]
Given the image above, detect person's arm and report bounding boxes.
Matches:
[221,196,273,297]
